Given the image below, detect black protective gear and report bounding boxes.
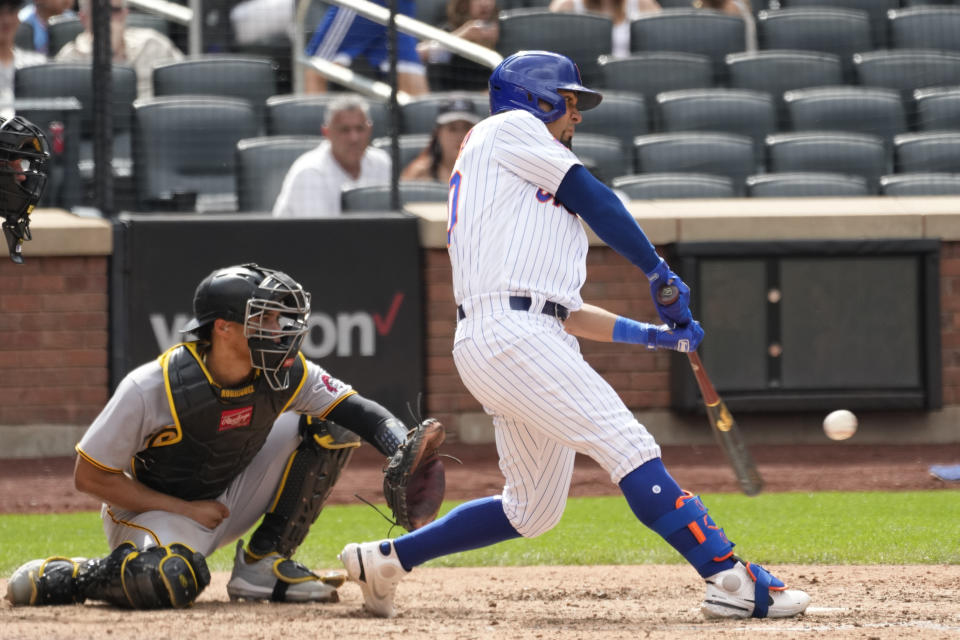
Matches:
[326,393,408,456]
[0,115,50,264]
[10,543,210,609]
[248,415,360,557]
[181,263,311,390]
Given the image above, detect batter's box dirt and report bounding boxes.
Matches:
[3,565,959,639]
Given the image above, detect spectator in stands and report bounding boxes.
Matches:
[18,0,74,55]
[0,0,45,118]
[401,97,481,182]
[417,0,499,92]
[272,95,391,217]
[548,0,660,59]
[694,0,756,51]
[55,0,183,99]
[302,0,428,96]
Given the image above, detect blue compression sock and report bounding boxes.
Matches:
[392,496,521,571]
[619,458,736,577]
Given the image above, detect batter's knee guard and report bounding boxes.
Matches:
[650,491,735,577]
[249,415,360,557]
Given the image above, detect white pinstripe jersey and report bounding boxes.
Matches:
[447,110,587,310]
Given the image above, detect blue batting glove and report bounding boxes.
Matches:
[646,259,692,327]
[613,317,704,353]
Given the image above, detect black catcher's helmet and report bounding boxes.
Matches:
[182,263,312,391]
[0,116,50,264]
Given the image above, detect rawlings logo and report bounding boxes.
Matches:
[317,374,340,394]
[219,406,253,431]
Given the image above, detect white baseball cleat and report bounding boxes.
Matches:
[701,559,811,619]
[5,556,87,606]
[339,539,408,618]
[226,540,341,603]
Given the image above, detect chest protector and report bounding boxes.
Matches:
[133,343,306,501]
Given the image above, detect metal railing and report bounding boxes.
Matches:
[292,0,503,97]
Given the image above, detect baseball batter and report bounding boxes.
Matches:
[5,264,432,608]
[340,51,811,620]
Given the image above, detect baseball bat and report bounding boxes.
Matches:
[656,284,764,496]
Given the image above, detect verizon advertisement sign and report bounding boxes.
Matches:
[111,214,423,419]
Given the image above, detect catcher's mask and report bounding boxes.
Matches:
[0,116,50,264]
[182,263,311,391]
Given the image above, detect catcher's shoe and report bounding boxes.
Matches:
[226,540,342,603]
[702,558,810,619]
[339,539,408,618]
[5,556,88,606]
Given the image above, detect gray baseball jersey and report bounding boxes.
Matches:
[75,347,353,555]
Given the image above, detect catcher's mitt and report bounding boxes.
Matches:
[383,418,446,531]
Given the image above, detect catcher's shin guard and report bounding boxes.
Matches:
[76,541,211,609]
[651,491,735,577]
[249,415,360,557]
[6,556,88,605]
[6,542,210,609]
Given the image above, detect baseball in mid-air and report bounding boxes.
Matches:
[823,409,858,441]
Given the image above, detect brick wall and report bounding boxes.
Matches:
[0,256,109,425]
[2,244,958,431]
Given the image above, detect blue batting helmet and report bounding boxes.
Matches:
[488,50,603,123]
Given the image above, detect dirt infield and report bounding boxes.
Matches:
[3,565,960,639]
[2,443,959,639]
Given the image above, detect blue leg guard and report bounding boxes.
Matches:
[649,492,736,578]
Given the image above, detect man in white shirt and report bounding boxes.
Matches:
[272,95,391,218]
[54,0,183,99]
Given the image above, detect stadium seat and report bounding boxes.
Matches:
[235,136,322,213]
[765,131,887,190]
[630,9,747,83]
[265,94,391,139]
[888,6,960,53]
[853,50,960,105]
[773,0,898,48]
[914,87,960,132]
[654,88,777,162]
[372,134,432,171]
[497,10,613,84]
[783,86,907,163]
[756,8,872,81]
[894,132,960,173]
[725,50,843,125]
[15,21,33,50]
[15,62,138,181]
[341,181,449,213]
[746,172,872,197]
[132,96,259,212]
[46,15,82,56]
[575,92,649,152]
[597,52,714,109]
[570,134,631,185]
[633,132,756,195]
[400,92,489,135]
[152,56,277,131]
[612,173,736,199]
[880,173,960,195]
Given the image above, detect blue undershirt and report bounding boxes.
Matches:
[554,164,661,274]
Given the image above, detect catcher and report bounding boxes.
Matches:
[5,263,445,608]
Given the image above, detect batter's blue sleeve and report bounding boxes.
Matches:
[555,165,661,274]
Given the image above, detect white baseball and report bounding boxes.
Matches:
[823,409,858,441]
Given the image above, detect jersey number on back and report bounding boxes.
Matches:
[447,170,462,248]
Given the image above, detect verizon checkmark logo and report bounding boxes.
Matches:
[374,292,405,336]
[219,406,253,431]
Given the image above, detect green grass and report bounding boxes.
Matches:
[1,491,955,575]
